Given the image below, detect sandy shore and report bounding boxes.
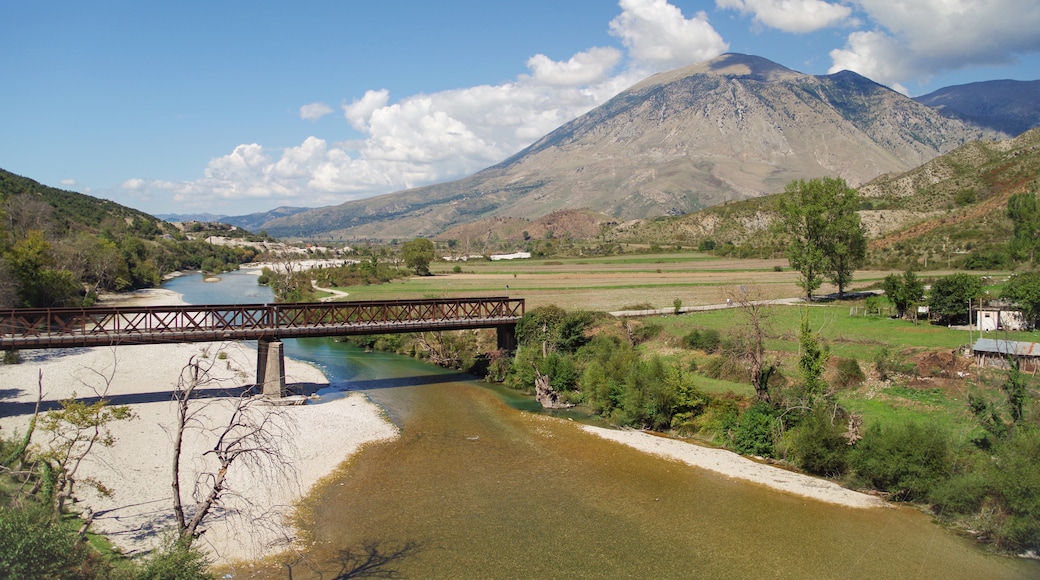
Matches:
[0,288,399,566]
[583,426,886,509]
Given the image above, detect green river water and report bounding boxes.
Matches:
[168,273,1040,579]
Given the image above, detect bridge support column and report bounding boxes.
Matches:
[496,324,517,352]
[257,338,286,398]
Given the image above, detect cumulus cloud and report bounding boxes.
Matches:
[609,0,729,70]
[343,90,390,132]
[299,102,334,121]
[134,1,732,211]
[121,178,146,191]
[60,178,76,187]
[526,47,622,87]
[830,0,1040,91]
[717,0,851,33]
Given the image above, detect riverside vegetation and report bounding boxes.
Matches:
[4,164,1040,575]
[275,180,1039,559]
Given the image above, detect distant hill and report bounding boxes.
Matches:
[915,80,1040,137]
[261,53,999,241]
[0,168,169,235]
[155,212,226,223]
[157,206,308,232]
[612,127,1040,270]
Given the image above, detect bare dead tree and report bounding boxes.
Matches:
[730,286,779,403]
[170,348,299,546]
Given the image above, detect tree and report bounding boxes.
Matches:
[1001,271,1040,328]
[797,310,830,400]
[1007,191,1040,262]
[882,270,925,319]
[776,178,866,300]
[928,273,982,325]
[170,353,297,543]
[731,286,778,403]
[6,229,80,307]
[402,238,435,276]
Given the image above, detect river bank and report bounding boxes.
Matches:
[0,287,399,565]
[1,283,890,568]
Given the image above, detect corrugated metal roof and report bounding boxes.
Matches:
[973,338,1040,356]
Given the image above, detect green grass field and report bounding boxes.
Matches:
[315,253,1033,432]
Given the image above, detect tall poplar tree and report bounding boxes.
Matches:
[777,178,866,301]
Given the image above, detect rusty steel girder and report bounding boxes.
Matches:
[0,297,524,350]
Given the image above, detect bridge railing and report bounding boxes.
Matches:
[0,297,525,350]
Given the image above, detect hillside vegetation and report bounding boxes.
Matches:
[0,169,266,308]
[603,128,1040,270]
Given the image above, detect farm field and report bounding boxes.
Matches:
[332,252,916,311]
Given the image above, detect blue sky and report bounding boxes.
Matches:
[2,0,1038,217]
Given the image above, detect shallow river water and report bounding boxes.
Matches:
[170,271,1039,579]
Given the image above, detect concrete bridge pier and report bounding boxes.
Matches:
[257,338,286,398]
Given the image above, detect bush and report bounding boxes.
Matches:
[0,502,94,579]
[731,402,778,457]
[131,534,214,579]
[683,328,721,353]
[850,420,953,501]
[834,358,865,389]
[785,406,850,477]
[989,429,1040,551]
[632,323,662,344]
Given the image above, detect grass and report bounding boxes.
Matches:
[321,252,1033,433]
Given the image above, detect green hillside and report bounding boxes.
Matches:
[609,128,1040,270]
[0,169,260,308]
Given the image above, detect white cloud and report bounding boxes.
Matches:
[121,178,146,191]
[133,1,731,212]
[60,178,76,187]
[717,0,851,33]
[526,47,623,87]
[343,90,390,131]
[608,0,729,71]
[299,102,334,121]
[830,0,1040,91]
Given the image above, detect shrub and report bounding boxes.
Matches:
[0,502,94,579]
[731,402,778,457]
[131,534,214,579]
[784,406,850,477]
[834,358,865,389]
[683,328,721,353]
[632,323,662,344]
[702,353,749,383]
[850,420,953,501]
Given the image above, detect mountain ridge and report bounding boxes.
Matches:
[262,53,1000,240]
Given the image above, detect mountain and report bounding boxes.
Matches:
[612,127,1040,270]
[261,53,1000,241]
[155,212,226,223]
[914,80,1040,137]
[157,206,308,233]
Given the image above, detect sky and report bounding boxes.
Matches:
[2,0,1039,218]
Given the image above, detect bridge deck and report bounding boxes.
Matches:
[0,297,524,350]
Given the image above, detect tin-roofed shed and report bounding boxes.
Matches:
[973,338,1040,370]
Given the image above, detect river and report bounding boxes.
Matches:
[168,270,1039,579]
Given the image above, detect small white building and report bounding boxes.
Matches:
[976,307,1028,332]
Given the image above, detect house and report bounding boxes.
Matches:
[973,338,1040,371]
[976,307,1028,332]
